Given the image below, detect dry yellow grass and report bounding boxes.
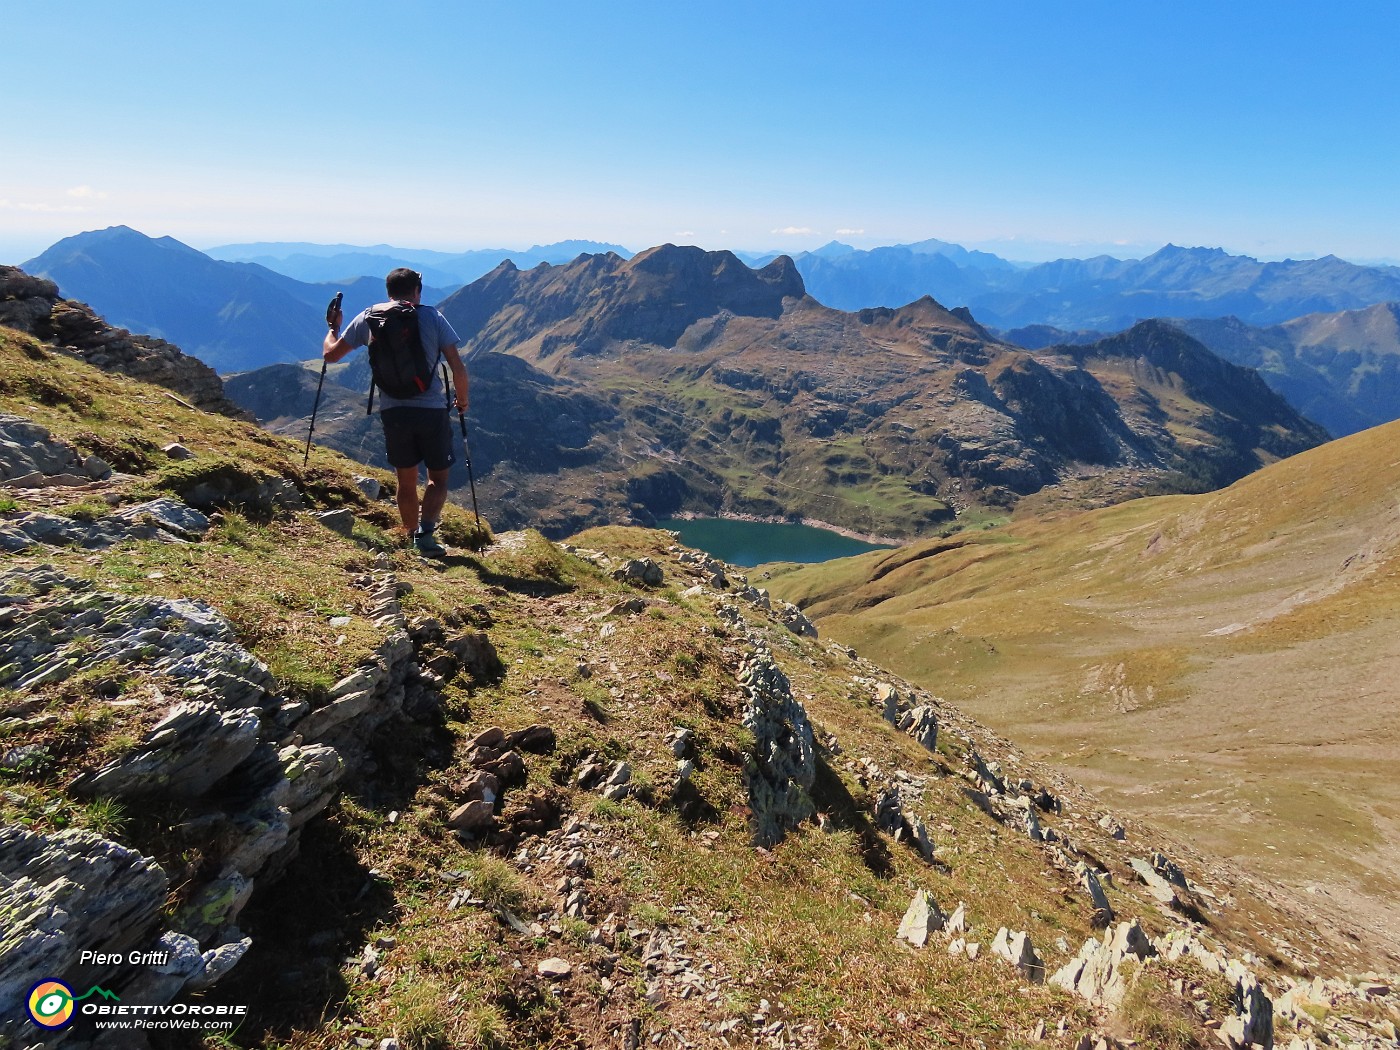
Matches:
[769,421,1400,966]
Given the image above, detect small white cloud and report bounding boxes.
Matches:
[835,228,865,236]
[771,226,817,236]
[676,230,695,238]
[67,185,109,200]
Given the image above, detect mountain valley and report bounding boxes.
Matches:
[223,245,1329,541]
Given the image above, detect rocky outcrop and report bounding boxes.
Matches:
[0,414,111,487]
[738,640,816,848]
[1,496,210,554]
[0,265,247,417]
[896,889,947,948]
[1050,920,1155,1008]
[0,829,168,1021]
[0,548,499,1040]
[991,927,1045,983]
[441,244,804,360]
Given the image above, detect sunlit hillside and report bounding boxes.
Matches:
[768,422,1400,961]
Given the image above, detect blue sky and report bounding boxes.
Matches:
[4,0,1398,264]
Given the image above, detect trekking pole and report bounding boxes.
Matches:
[445,366,484,529]
[459,406,481,529]
[306,291,342,467]
[303,361,327,467]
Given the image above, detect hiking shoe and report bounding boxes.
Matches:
[413,529,447,558]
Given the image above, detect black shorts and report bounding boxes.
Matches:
[380,407,456,472]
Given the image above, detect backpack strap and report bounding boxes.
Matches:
[420,305,446,405]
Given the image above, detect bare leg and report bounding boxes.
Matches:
[421,467,451,528]
[395,466,421,534]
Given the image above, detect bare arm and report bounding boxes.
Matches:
[445,343,468,412]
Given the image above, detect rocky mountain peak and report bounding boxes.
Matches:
[440,244,806,362]
[625,243,804,301]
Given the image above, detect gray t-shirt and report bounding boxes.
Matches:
[341,302,461,410]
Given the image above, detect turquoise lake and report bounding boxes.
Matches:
[658,517,894,567]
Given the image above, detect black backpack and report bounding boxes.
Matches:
[365,302,440,407]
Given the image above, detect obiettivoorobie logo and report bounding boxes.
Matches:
[26,979,120,1029]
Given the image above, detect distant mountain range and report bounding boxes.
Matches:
[781,241,1400,331]
[228,245,1328,538]
[205,239,632,287]
[24,228,1400,449]
[209,233,1400,335]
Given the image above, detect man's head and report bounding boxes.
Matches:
[386,267,423,301]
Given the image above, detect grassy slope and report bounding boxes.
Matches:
[767,422,1400,958]
[4,324,1348,1048]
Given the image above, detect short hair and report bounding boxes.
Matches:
[386,267,423,298]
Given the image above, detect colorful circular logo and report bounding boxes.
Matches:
[27,979,76,1029]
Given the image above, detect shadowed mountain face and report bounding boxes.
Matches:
[1171,302,1400,438]
[23,227,322,372]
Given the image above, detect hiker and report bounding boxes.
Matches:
[323,267,468,557]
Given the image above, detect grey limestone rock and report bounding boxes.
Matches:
[873,786,905,835]
[315,508,356,536]
[899,704,939,752]
[281,743,348,828]
[187,933,252,990]
[613,557,664,586]
[876,682,900,725]
[117,930,206,1005]
[0,828,168,1031]
[174,874,254,944]
[740,644,816,847]
[897,889,947,947]
[1128,857,1179,904]
[992,927,1045,983]
[77,701,262,799]
[0,414,110,483]
[967,748,1005,794]
[107,497,210,540]
[0,498,211,552]
[1079,864,1114,926]
[1220,971,1274,1050]
[1050,920,1154,1007]
[776,600,817,638]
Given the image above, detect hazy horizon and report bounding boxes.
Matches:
[11,225,1399,272]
